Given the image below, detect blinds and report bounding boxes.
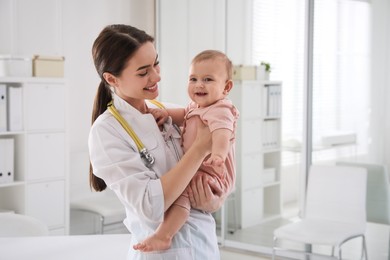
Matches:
[252,0,371,165]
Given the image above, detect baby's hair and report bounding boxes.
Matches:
[192,50,233,80]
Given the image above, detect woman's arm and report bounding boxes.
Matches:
[160,122,211,211]
[187,174,226,213]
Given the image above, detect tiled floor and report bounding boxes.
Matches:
[220,247,270,260]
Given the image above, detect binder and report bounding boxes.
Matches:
[7,86,23,131]
[267,84,282,117]
[0,138,14,184]
[0,84,7,132]
[263,85,269,117]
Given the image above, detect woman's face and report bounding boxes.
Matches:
[108,42,161,110]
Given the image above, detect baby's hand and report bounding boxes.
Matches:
[203,155,225,178]
[149,108,169,126]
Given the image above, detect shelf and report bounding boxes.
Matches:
[263,116,281,120]
[263,147,281,153]
[0,131,24,136]
[283,142,356,153]
[262,181,280,188]
[234,79,282,85]
[229,79,283,229]
[0,78,68,234]
[0,129,65,136]
[0,181,25,188]
[0,76,65,84]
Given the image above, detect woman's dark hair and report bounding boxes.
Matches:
[89,24,154,191]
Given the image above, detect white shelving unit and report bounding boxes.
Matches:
[230,80,282,229]
[0,77,68,235]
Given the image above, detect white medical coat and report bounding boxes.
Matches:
[88,94,220,260]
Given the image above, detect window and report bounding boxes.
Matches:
[252,0,371,165]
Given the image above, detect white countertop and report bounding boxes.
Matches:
[0,234,131,260]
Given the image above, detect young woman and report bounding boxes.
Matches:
[88,24,227,260]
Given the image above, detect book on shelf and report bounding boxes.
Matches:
[7,86,23,131]
[263,84,281,117]
[0,84,7,132]
[262,120,280,149]
[0,138,14,184]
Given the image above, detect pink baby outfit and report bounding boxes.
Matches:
[174,98,240,210]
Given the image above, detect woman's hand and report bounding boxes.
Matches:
[187,173,226,213]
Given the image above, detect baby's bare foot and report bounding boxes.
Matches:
[133,233,172,252]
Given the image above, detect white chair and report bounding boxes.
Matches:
[336,161,390,259]
[272,165,368,259]
[0,213,49,237]
[71,193,126,234]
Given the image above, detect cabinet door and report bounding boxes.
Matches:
[26,133,65,180]
[241,119,262,154]
[241,153,263,190]
[241,188,263,228]
[25,180,65,228]
[24,83,65,130]
[240,82,262,119]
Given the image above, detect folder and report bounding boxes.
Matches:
[0,84,7,132]
[7,86,23,131]
[0,138,14,184]
[263,85,269,117]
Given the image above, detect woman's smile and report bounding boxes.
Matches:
[144,84,158,92]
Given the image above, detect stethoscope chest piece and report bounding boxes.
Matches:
[140,148,155,168]
[108,100,157,168]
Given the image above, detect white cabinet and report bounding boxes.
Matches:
[230,80,282,229]
[0,77,68,234]
[25,180,65,228]
[24,83,65,130]
[26,133,65,180]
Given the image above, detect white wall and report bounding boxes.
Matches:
[0,0,155,201]
[0,0,63,56]
[62,0,155,200]
[1,0,389,203]
[157,0,227,105]
[156,0,253,106]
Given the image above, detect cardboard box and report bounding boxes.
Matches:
[0,55,32,77]
[33,55,65,77]
[233,65,256,80]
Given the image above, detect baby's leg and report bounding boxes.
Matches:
[133,204,189,252]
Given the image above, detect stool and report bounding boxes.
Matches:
[71,194,126,234]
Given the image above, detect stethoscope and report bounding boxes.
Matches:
[107,100,181,168]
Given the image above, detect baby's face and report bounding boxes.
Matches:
[187,59,229,108]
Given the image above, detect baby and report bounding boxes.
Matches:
[134,50,239,252]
